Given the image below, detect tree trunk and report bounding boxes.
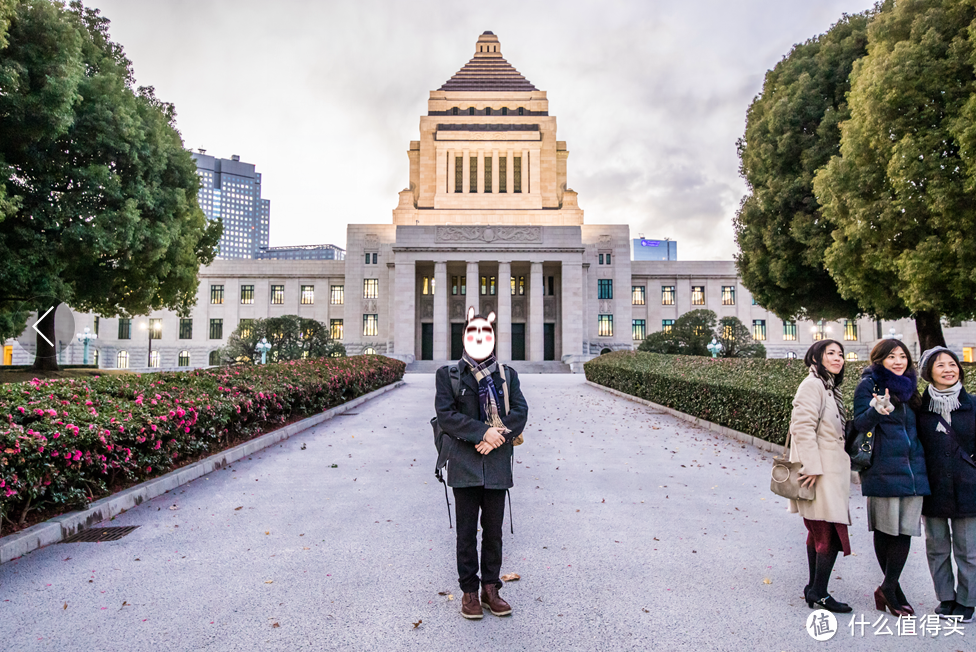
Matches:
[31,301,60,372]
[914,310,947,352]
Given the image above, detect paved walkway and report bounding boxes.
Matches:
[0,375,966,651]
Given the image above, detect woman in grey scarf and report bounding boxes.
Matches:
[916,347,976,623]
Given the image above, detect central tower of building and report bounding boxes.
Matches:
[393,31,583,225]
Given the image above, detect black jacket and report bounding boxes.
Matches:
[853,368,930,498]
[917,388,976,518]
[434,363,528,490]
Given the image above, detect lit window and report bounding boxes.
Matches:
[511,276,516,296]
[662,319,675,334]
[813,320,825,341]
[117,350,129,369]
[453,276,459,296]
[721,286,735,306]
[786,351,797,359]
[662,286,675,306]
[330,319,343,340]
[301,285,314,305]
[460,276,466,296]
[691,286,705,306]
[598,315,613,337]
[363,279,379,299]
[964,347,974,363]
[783,321,797,341]
[149,318,162,340]
[844,319,858,341]
[519,276,525,295]
[363,314,379,336]
[753,320,767,341]
[632,319,646,341]
[210,285,224,305]
[331,285,344,305]
[423,276,431,295]
[240,285,254,305]
[149,351,160,368]
[598,279,613,300]
[632,286,645,305]
[846,352,859,361]
[239,319,255,339]
[271,285,284,305]
[489,276,496,296]
[178,351,190,366]
[481,276,487,296]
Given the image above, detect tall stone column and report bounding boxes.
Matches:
[433,261,448,360]
[496,261,512,361]
[561,260,583,360]
[582,263,590,354]
[529,261,544,361]
[466,260,480,316]
[394,261,417,361]
[447,149,455,194]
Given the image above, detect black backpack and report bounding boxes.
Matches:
[430,362,512,528]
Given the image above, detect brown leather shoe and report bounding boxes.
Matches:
[480,584,512,616]
[461,592,483,620]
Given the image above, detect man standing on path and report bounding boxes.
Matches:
[435,308,528,620]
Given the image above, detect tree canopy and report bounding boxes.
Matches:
[717,316,766,359]
[638,309,717,357]
[0,1,221,366]
[219,315,345,365]
[814,0,976,350]
[734,10,871,322]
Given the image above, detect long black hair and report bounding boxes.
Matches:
[869,338,923,411]
[804,339,846,386]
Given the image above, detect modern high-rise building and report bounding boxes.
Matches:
[257,244,346,260]
[192,152,271,259]
[633,238,677,261]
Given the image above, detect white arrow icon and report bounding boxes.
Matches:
[32,306,55,347]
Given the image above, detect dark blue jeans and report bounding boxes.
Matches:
[453,486,506,594]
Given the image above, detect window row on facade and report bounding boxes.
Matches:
[453,155,522,193]
[207,283,367,305]
[420,275,559,296]
[621,317,864,343]
[450,106,526,116]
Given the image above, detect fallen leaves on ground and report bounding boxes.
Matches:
[412,619,422,629]
[234,506,243,511]
[501,573,520,582]
[264,580,274,584]
[63,603,67,610]
[763,578,772,585]
[169,505,178,511]
[272,622,280,628]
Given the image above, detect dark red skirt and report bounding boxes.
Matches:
[804,518,852,556]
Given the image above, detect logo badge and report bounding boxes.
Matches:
[806,609,837,641]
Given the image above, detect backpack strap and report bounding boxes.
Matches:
[448,363,462,401]
[501,364,511,414]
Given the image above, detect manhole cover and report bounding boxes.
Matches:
[62,526,139,543]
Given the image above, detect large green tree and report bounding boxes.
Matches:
[735,11,872,322]
[0,1,221,367]
[814,0,976,350]
[717,316,766,359]
[638,309,717,356]
[219,315,345,365]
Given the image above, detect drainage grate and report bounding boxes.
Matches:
[336,412,359,416]
[62,526,139,543]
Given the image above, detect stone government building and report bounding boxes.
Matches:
[5,32,976,370]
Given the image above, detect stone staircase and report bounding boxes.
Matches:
[405,360,575,374]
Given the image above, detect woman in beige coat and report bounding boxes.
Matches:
[788,339,852,613]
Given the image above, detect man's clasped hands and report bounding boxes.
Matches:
[475,427,508,455]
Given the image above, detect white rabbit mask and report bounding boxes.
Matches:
[463,306,496,361]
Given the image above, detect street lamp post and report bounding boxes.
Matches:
[255,337,272,364]
[707,337,723,358]
[76,327,97,365]
[141,319,159,368]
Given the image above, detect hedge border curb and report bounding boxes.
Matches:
[585,380,786,456]
[0,380,405,565]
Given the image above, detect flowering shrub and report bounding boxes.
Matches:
[0,355,404,529]
[585,351,975,445]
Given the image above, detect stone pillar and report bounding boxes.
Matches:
[491,150,500,194]
[462,150,470,194]
[529,261,544,361]
[433,261,448,360]
[477,150,485,194]
[506,150,514,194]
[394,261,416,361]
[582,263,590,354]
[522,149,530,194]
[561,260,583,360]
[530,149,541,197]
[447,149,455,194]
[496,261,512,361]
[435,149,445,197]
[466,260,480,316]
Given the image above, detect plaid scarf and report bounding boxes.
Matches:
[810,365,846,424]
[461,351,507,429]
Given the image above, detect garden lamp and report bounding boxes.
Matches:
[255,337,272,364]
[76,327,97,365]
[707,337,723,358]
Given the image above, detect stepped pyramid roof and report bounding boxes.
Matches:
[439,31,537,92]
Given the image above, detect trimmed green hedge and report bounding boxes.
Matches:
[584,351,976,445]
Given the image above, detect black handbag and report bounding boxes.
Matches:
[845,420,874,472]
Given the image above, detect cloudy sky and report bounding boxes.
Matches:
[87,0,876,261]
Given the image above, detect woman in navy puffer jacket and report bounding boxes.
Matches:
[853,339,929,617]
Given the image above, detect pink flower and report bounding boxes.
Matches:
[53,432,60,439]
[51,451,58,457]
[146,467,152,473]
[153,441,161,450]
[38,447,44,453]
[150,424,157,432]
[135,396,144,405]
[73,451,82,461]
